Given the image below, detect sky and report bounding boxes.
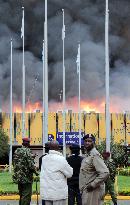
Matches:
[0,0,130,112]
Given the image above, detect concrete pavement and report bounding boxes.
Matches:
[0,200,130,205]
[0,196,130,205]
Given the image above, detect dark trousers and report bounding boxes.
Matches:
[18,183,32,205]
[42,200,45,205]
[105,179,117,204]
[68,186,82,205]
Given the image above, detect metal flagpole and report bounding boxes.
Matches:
[42,40,45,153]
[105,0,110,152]
[76,44,82,153]
[44,0,48,143]
[62,9,66,157]
[21,7,26,138]
[9,39,13,173]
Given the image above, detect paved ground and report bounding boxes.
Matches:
[0,200,130,205]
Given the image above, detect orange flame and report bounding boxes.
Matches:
[13,102,43,113]
[49,97,105,113]
[3,96,129,113]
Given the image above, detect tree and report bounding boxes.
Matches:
[97,137,128,167]
[0,128,9,162]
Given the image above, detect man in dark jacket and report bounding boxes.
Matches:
[39,142,50,171]
[67,143,83,205]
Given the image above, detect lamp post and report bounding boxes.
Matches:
[105,0,110,152]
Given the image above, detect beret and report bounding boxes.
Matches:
[83,134,96,143]
[22,137,30,142]
[70,143,80,150]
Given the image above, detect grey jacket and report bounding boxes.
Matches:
[79,147,109,192]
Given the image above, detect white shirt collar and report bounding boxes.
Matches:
[49,150,63,156]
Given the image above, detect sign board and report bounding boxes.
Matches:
[48,134,54,141]
[56,132,84,145]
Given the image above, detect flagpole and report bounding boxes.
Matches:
[21,7,26,139]
[42,40,45,153]
[76,44,82,153]
[78,44,82,152]
[44,0,48,144]
[9,39,13,173]
[105,0,110,152]
[62,9,66,157]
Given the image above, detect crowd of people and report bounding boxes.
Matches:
[12,134,118,205]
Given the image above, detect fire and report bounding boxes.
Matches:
[49,97,105,113]
[3,96,130,113]
[13,102,43,113]
[80,100,105,113]
[12,98,104,113]
[49,96,130,113]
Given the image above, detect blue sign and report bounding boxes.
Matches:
[56,132,84,145]
[48,134,54,141]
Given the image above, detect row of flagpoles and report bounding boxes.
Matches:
[9,0,110,171]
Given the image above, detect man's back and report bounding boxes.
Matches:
[13,146,35,184]
[40,150,73,201]
[67,155,83,187]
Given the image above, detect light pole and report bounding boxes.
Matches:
[62,9,66,157]
[44,0,48,144]
[9,39,13,173]
[76,44,82,152]
[105,0,110,152]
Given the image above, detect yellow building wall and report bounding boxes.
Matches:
[65,113,71,132]
[126,113,130,145]
[15,113,29,145]
[30,113,42,145]
[57,112,71,132]
[71,113,84,132]
[111,113,125,143]
[57,112,63,132]
[48,112,56,140]
[71,113,77,131]
[99,113,106,143]
[1,112,130,146]
[15,113,22,145]
[85,113,98,142]
[2,113,14,142]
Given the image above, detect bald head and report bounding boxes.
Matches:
[49,140,59,151]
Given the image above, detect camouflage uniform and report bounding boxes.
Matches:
[104,159,117,205]
[13,146,37,205]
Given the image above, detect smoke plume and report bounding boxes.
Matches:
[0,0,130,112]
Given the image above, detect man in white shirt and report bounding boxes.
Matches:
[40,140,73,205]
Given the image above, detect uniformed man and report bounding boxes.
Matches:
[102,151,117,205]
[79,134,109,205]
[13,138,38,205]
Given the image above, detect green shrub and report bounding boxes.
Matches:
[118,168,130,176]
[0,128,9,163]
[97,137,127,167]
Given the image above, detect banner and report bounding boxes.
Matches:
[56,132,84,145]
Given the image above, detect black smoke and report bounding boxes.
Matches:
[0,0,130,111]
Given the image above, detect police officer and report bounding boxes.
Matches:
[102,151,117,205]
[13,138,38,205]
[79,134,109,205]
[67,143,83,205]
